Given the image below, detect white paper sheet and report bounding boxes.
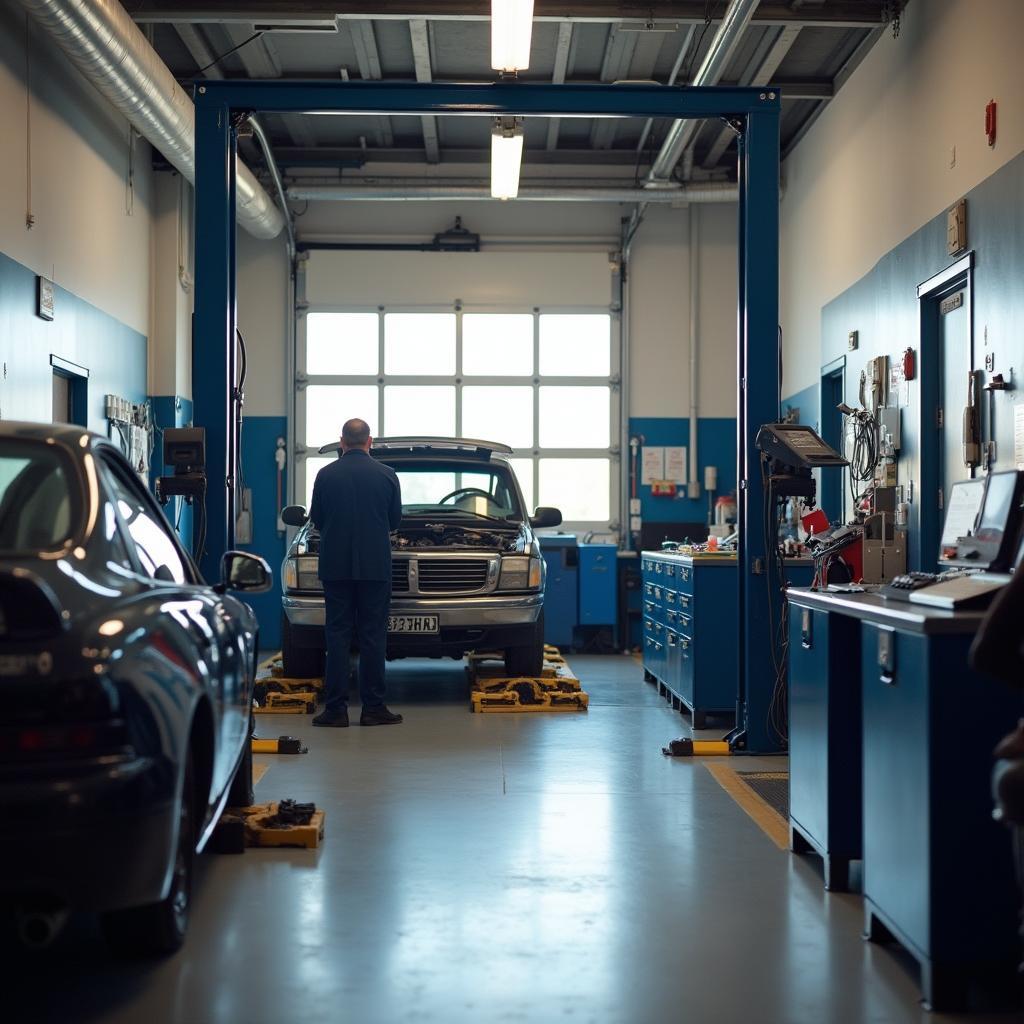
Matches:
[665,446,687,484]
[641,446,665,485]
[1015,404,1024,469]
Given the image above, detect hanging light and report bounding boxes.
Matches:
[491,0,535,73]
[491,117,524,199]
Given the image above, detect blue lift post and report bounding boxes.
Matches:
[191,80,784,752]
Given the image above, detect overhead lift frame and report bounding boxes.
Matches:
[192,80,782,752]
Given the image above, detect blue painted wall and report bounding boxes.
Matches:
[785,148,1024,569]
[628,416,737,525]
[237,415,289,650]
[0,250,146,429]
[782,383,820,432]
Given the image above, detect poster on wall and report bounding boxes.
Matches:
[641,446,665,485]
[665,446,688,484]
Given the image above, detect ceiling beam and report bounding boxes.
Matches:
[703,24,801,168]
[349,20,394,147]
[173,23,223,78]
[274,146,654,168]
[409,19,441,164]
[590,25,638,149]
[133,2,888,29]
[544,22,574,151]
[782,26,884,160]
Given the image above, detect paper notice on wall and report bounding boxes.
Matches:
[665,446,687,484]
[641,446,665,485]
[1015,404,1024,469]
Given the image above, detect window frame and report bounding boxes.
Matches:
[295,303,621,534]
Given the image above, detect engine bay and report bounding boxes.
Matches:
[393,522,521,552]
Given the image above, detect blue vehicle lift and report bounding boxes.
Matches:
[191,80,782,752]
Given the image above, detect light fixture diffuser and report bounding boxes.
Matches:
[490,118,524,199]
[491,0,535,73]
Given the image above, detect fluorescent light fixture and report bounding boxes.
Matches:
[491,0,534,73]
[491,118,524,199]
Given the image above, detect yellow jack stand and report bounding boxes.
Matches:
[662,737,732,757]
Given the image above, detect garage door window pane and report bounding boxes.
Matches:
[539,459,610,522]
[306,312,378,375]
[462,386,533,449]
[538,387,610,448]
[305,385,378,447]
[463,314,533,376]
[509,458,535,513]
[304,455,337,507]
[384,386,456,437]
[385,313,455,376]
[539,314,611,376]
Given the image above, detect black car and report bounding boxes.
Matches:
[0,422,270,955]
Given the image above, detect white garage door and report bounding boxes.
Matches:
[294,251,621,533]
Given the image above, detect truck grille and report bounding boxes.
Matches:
[417,558,489,593]
[392,560,410,593]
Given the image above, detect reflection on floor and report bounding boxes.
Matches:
[10,656,1018,1023]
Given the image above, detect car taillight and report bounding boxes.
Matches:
[0,720,133,760]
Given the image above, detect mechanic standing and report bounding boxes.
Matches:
[310,418,404,727]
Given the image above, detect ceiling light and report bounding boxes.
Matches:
[491,0,534,73]
[491,117,524,200]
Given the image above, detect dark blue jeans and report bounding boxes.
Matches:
[322,578,390,713]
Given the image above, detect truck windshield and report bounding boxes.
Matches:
[0,441,80,553]
[388,462,523,522]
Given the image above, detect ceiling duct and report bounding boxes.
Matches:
[18,0,284,240]
[645,0,759,185]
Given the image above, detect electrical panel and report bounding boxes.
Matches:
[105,393,153,481]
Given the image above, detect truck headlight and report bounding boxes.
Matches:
[499,555,542,591]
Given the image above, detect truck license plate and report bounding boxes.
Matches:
[388,615,439,634]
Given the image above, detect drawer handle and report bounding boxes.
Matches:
[800,609,813,650]
[877,629,896,686]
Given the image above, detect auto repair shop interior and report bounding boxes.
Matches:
[2,0,1024,1021]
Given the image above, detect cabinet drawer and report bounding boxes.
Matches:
[677,612,692,635]
[677,592,693,614]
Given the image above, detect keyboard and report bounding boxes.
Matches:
[879,572,942,601]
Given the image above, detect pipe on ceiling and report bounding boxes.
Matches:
[18,0,284,240]
[285,183,738,203]
[249,115,296,255]
[645,0,759,184]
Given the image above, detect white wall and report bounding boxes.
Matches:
[780,0,1024,396]
[238,198,740,420]
[628,204,737,417]
[0,4,153,336]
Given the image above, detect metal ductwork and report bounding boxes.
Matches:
[645,0,759,185]
[286,182,738,204]
[18,0,284,240]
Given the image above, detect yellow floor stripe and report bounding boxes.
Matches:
[253,762,270,786]
[704,763,789,850]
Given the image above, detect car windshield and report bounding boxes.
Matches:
[0,440,80,553]
[387,461,523,522]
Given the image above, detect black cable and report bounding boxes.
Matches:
[684,0,722,83]
[195,30,264,75]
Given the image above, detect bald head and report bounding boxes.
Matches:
[341,418,372,452]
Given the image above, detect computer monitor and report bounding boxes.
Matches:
[940,471,1024,571]
[938,479,985,567]
[755,423,847,468]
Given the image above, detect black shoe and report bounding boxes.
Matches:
[312,709,349,727]
[360,706,403,726]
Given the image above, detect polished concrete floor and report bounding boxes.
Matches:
[10,656,1019,1023]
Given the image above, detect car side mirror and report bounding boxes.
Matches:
[281,504,308,527]
[219,551,273,594]
[530,507,563,529]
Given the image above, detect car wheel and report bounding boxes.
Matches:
[102,751,194,957]
[504,610,545,678]
[281,613,324,679]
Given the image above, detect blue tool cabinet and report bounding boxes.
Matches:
[786,597,862,891]
[578,544,617,626]
[540,535,578,650]
[785,589,1022,1011]
[640,552,737,728]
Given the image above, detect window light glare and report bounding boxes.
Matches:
[491,0,534,72]
[491,124,524,199]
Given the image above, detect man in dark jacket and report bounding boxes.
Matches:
[310,418,404,727]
